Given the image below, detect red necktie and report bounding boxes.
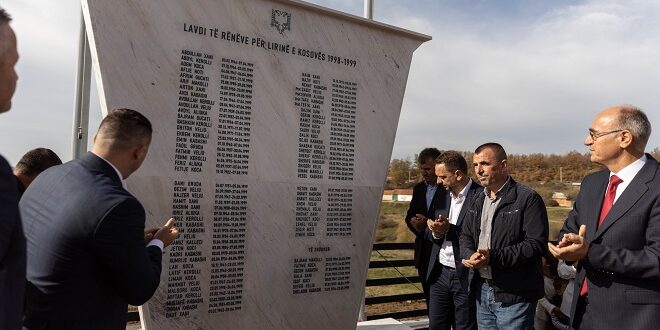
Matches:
[580,175,623,296]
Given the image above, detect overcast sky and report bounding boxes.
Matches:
[1,0,658,166]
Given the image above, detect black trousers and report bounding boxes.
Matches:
[428,264,476,330]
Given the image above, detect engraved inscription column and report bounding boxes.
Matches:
[208,183,248,313]
[296,73,326,180]
[165,180,207,318]
[326,188,353,237]
[217,58,254,176]
[174,50,214,173]
[329,79,357,181]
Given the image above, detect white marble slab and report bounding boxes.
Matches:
[82,0,429,329]
[357,318,413,330]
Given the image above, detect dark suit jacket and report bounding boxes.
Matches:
[460,178,548,303]
[425,180,482,292]
[560,154,660,330]
[0,155,26,330]
[405,181,447,271]
[20,152,162,330]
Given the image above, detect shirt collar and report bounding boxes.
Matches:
[94,153,126,188]
[424,181,438,189]
[611,154,646,183]
[452,179,472,200]
[484,177,510,200]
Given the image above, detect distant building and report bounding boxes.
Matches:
[383,189,413,202]
[551,192,572,207]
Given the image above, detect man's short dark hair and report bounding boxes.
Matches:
[0,8,11,24]
[418,147,441,164]
[475,143,507,162]
[0,7,12,60]
[435,150,468,173]
[15,148,62,176]
[98,108,152,150]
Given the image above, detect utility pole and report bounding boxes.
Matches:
[71,11,92,159]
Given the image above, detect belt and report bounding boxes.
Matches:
[441,264,456,271]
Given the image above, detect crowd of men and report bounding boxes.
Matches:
[2,5,659,330]
[1,8,179,329]
[407,107,659,329]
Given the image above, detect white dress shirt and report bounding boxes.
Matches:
[437,180,473,268]
[610,154,646,203]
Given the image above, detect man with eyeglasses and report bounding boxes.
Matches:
[549,105,660,330]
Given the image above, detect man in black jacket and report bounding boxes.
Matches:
[405,147,446,304]
[460,143,548,329]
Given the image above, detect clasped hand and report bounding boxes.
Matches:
[548,225,588,261]
[462,249,489,269]
[427,216,449,237]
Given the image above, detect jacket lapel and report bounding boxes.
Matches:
[586,171,609,240]
[456,182,481,229]
[594,156,657,239]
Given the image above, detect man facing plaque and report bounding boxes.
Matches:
[549,105,660,329]
[20,109,179,330]
[405,147,446,303]
[426,151,480,330]
[0,7,25,330]
[460,143,548,329]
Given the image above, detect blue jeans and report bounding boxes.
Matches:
[476,281,536,330]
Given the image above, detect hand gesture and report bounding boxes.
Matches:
[462,249,490,269]
[427,216,449,237]
[144,227,159,245]
[548,225,588,261]
[154,218,179,248]
[410,214,427,233]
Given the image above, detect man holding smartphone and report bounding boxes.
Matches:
[425,151,481,330]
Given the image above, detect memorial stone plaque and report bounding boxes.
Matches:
[82,0,429,328]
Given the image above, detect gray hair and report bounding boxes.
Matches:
[616,105,652,150]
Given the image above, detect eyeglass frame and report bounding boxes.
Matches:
[588,128,624,141]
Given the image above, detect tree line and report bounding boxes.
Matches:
[387,148,660,189]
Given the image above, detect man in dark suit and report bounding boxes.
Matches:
[405,147,446,304]
[20,109,179,330]
[549,105,660,330]
[0,8,25,330]
[425,151,480,330]
[461,143,548,329]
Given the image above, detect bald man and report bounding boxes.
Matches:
[20,109,179,330]
[549,105,660,330]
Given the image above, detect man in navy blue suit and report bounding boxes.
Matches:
[426,151,480,330]
[549,105,660,330]
[0,7,25,330]
[405,147,446,304]
[20,109,179,329]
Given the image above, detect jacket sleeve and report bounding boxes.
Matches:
[93,198,162,306]
[0,159,20,261]
[490,191,548,270]
[405,185,424,237]
[460,209,478,260]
